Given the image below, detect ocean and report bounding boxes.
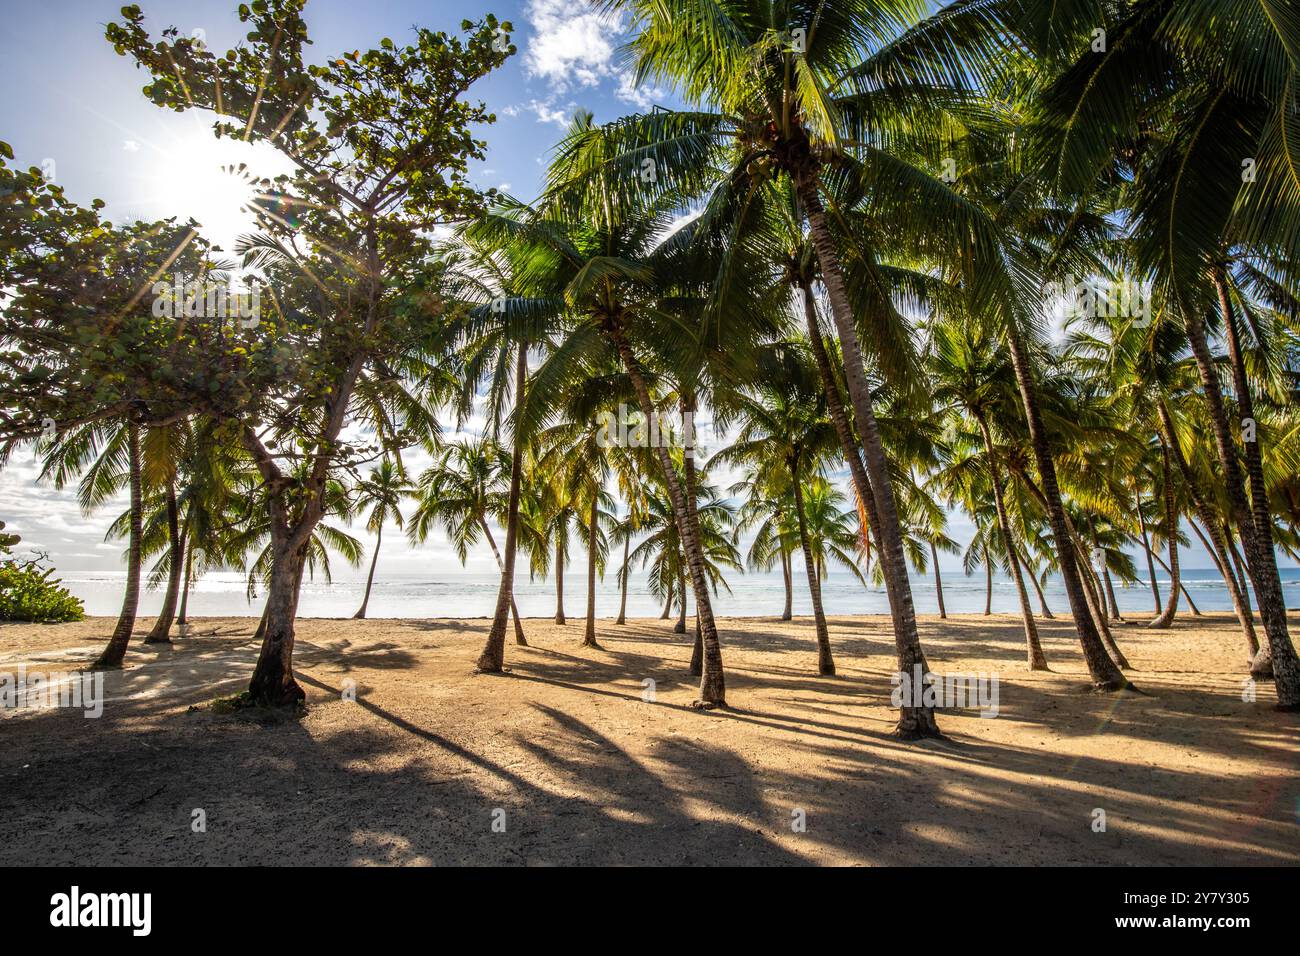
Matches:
[51,566,1300,620]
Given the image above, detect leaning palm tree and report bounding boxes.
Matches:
[471,176,768,708]
[40,417,145,668]
[713,343,842,674]
[566,0,1009,735]
[1026,2,1300,706]
[351,459,414,619]
[408,438,528,643]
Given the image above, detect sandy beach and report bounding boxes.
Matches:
[0,611,1296,866]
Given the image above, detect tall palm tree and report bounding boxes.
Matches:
[408,438,528,644]
[573,0,1010,735]
[1026,2,1300,706]
[714,343,842,674]
[351,459,414,619]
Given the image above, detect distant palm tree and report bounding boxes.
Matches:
[351,459,414,619]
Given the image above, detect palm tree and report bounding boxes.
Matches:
[408,438,528,644]
[574,0,1006,734]
[473,176,765,708]
[714,344,842,674]
[1027,2,1300,706]
[351,459,413,619]
[926,314,1049,669]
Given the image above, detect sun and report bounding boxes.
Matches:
[137,123,293,253]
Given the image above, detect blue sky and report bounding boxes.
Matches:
[0,0,1245,581]
[0,0,681,247]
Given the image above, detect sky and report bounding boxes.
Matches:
[0,0,1249,581]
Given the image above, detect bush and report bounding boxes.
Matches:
[0,558,85,623]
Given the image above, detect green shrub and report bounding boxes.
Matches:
[0,559,85,623]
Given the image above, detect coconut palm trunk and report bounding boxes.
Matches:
[780,548,793,621]
[610,332,724,707]
[975,413,1048,669]
[1149,437,1180,628]
[1182,300,1299,703]
[1002,324,1129,690]
[1020,547,1053,618]
[791,463,835,675]
[929,540,947,620]
[616,534,630,625]
[478,518,527,645]
[144,480,182,644]
[476,340,528,673]
[1135,485,1163,612]
[94,422,142,669]
[177,532,193,627]
[583,494,601,648]
[352,524,382,620]
[1214,271,1295,684]
[1158,400,1258,657]
[795,186,936,737]
[800,285,885,558]
[554,528,567,625]
[984,543,993,615]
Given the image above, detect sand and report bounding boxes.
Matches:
[0,611,1296,866]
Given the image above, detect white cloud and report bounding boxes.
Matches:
[528,99,575,127]
[522,0,621,91]
[521,0,669,117]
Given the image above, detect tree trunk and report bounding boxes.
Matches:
[1135,484,1163,613]
[476,340,528,672]
[247,538,307,706]
[660,585,672,620]
[94,422,142,669]
[984,542,992,615]
[1020,546,1053,618]
[583,494,601,648]
[1185,290,1299,706]
[689,614,703,677]
[144,480,182,643]
[611,335,724,706]
[929,540,947,619]
[479,517,527,646]
[792,463,835,675]
[352,523,382,620]
[675,569,688,634]
[1149,436,1181,628]
[1002,327,1129,690]
[554,523,567,625]
[796,179,936,737]
[177,532,193,626]
[801,284,887,574]
[1159,400,1257,655]
[780,547,793,621]
[616,533,630,625]
[976,413,1047,669]
[1149,551,1199,615]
